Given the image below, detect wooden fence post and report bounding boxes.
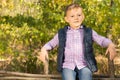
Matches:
[108,55,115,78]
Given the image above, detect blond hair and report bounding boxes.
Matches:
[64,3,82,16]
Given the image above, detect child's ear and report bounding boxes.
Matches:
[64,17,69,22]
[82,13,85,21]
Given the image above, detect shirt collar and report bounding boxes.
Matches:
[67,25,83,30]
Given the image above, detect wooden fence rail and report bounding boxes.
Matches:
[0,71,120,80]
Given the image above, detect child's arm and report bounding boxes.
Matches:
[105,42,117,61]
[38,33,59,63]
[92,30,117,60]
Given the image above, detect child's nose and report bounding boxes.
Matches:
[75,16,78,20]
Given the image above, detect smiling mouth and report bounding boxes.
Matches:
[74,21,79,23]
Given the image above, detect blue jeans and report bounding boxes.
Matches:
[62,67,92,80]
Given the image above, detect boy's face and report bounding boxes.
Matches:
[65,8,84,29]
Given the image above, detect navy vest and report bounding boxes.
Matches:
[57,25,98,72]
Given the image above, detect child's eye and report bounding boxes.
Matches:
[78,14,81,16]
[70,15,74,17]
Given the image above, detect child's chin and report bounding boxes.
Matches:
[74,24,81,27]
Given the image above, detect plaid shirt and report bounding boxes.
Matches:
[43,26,112,70]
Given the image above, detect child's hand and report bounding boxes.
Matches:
[37,48,49,74]
[105,43,117,61]
[38,47,48,63]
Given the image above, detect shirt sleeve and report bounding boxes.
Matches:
[42,33,59,50]
[92,30,112,47]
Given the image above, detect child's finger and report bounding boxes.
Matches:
[109,49,117,60]
[37,52,46,63]
[105,48,109,56]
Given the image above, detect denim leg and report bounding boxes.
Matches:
[77,67,92,80]
[62,68,76,80]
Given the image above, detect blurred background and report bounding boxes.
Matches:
[0,0,120,76]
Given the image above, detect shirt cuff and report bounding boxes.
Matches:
[102,39,112,47]
[43,44,52,50]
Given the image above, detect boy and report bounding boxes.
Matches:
[39,3,116,80]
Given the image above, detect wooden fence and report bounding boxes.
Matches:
[0,71,120,80]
